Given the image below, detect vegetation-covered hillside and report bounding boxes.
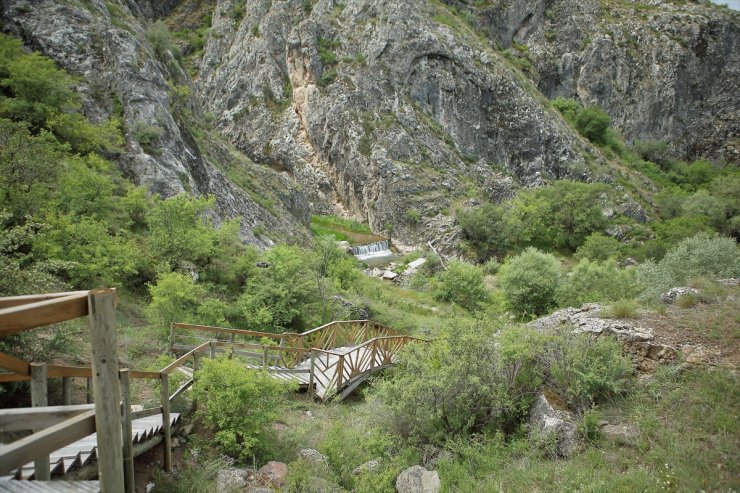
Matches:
[0,2,738,492]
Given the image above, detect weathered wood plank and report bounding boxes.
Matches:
[0,410,96,475]
[0,293,89,336]
[0,291,89,310]
[87,289,124,493]
[0,405,95,433]
[0,353,30,376]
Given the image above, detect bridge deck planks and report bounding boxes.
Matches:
[11,414,179,480]
[0,481,100,492]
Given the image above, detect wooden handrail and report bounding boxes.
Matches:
[0,404,95,433]
[160,342,211,375]
[0,291,90,310]
[172,323,282,340]
[0,409,96,475]
[0,292,90,336]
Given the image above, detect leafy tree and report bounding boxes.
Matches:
[458,203,516,261]
[33,213,136,288]
[574,232,622,261]
[192,357,294,459]
[146,194,217,269]
[575,106,611,145]
[559,259,639,307]
[512,181,607,251]
[682,189,728,230]
[498,248,562,317]
[237,245,321,331]
[147,271,206,331]
[434,260,489,312]
[0,119,64,220]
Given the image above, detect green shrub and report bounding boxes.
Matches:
[638,233,740,300]
[498,248,562,317]
[633,140,670,167]
[482,257,500,275]
[551,97,581,123]
[601,299,639,319]
[560,259,639,307]
[434,260,489,312]
[547,333,633,411]
[192,357,295,460]
[404,208,421,224]
[574,232,622,261]
[373,322,547,444]
[146,272,205,331]
[575,106,611,145]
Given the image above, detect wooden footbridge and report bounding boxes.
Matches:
[170,320,425,401]
[0,290,424,492]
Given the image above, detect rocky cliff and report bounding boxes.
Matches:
[1,0,737,251]
[0,0,311,247]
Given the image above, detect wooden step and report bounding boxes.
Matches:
[0,480,99,492]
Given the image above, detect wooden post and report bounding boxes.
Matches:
[30,363,50,480]
[88,288,124,493]
[262,345,269,369]
[230,332,235,343]
[160,372,172,473]
[209,341,215,359]
[336,356,344,392]
[119,370,134,493]
[86,377,92,403]
[169,323,175,355]
[308,350,316,400]
[193,352,201,372]
[62,376,72,405]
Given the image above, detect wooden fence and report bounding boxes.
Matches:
[0,290,196,492]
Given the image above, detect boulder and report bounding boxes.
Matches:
[660,287,700,304]
[216,468,250,492]
[257,461,288,489]
[298,448,328,463]
[353,459,381,476]
[528,391,580,458]
[529,304,653,342]
[395,465,441,493]
[382,270,399,281]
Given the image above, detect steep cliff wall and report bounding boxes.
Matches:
[197,0,599,248]
[0,0,311,247]
[480,0,740,162]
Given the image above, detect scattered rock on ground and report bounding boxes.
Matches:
[420,445,454,470]
[216,468,250,491]
[353,459,381,476]
[383,270,399,281]
[298,448,328,463]
[528,304,678,372]
[257,461,288,489]
[600,422,639,446]
[660,287,700,304]
[395,465,441,493]
[528,391,580,458]
[246,488,275,493]
[717,278,739,286]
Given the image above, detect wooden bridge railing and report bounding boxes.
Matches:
[309,335,425,401]
[170,320,399,366]
[0,289,207,492]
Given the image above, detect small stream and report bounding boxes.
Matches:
[351,239,400,266]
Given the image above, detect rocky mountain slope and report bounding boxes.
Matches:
[1,0,737,250]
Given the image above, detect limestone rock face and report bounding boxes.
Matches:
[395,465,441,493]
[484,0,739,162]
[528,392,580,457]
[0,0,310,247]
[198,0,592,251]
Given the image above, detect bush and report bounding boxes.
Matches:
[458,203,515,261]
[560,259,639,307]
[547,333,633,411]
[498,248,562,317]
[146,272,205,332]
[192,357,294,460]
[575,106,611,145]
[638,233,740,300]
[601,300,639,319]
[574,232,622,261]
[434,260,489,312]
[373,322,547,444]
